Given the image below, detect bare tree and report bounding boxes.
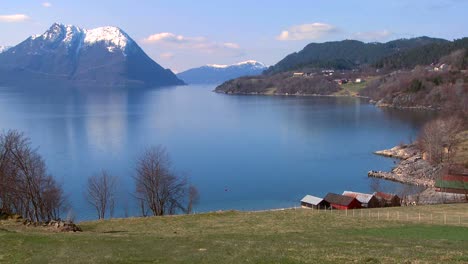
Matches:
[0,130,67,222]
[134,146,190,216]
[85,170,117,220]
[418,116,464,164]
[186,185,199,214]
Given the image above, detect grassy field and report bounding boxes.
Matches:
[1,204,467,263]
[333,81,369,96]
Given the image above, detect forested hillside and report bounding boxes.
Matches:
[375,38,468,69]
[265,37,448,74]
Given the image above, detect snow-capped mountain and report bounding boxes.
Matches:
[0,23,184,87]
[0,46,11,53]
[177,60,267,84]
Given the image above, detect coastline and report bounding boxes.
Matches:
[213,90,371,100]
[368,144,439,187]
[214,90,440,111]
[368,144,468,204]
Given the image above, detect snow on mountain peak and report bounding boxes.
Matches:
[0,46,11,53]
[32,23,133,54]
[41,23,80,42]
[207,64,229,68]
[235,60,266,68]
[84,26,132,51]
[206,60,266,69]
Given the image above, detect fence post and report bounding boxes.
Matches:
[444,213,446,225]
[430,213,432,224]
[387,211,389,220]
[418,212,421,222]
[397,211,399,220]
[378,211,380,220]
[360,209,363,218]
[406,213,408,221]
[459,216,461,225]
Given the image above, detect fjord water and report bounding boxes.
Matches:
[0,85,434,220]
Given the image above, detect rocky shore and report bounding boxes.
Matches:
[368,144,468,204]
[373,100,439,111]
[368,144,441,187]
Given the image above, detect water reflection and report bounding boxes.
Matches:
[0,85,436,219]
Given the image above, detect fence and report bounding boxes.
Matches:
[248,204,468,226]
[302,206,468,226]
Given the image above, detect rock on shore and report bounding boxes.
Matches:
[23,219,82,232]
[374,144,419,159]
[369,144,441,187]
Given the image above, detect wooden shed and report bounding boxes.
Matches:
[435,173,468,194]
[300,195,330,209]
[342,191,380,208]
[324,193,361,210]
[373,192,401,207]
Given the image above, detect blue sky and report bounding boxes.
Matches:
[0,0,467,72]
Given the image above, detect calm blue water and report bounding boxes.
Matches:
[0,85,434,220]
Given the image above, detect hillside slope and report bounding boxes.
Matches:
[265,37,448,74]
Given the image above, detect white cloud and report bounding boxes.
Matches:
[143,32,202,43]
[351,30,393,42]
[42,2,52,8]
[159,52,174,59]
[277,23,337,41]
[143,32,240,53]
[0,14,30,23]
[223,42,240,49]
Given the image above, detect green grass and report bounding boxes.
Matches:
[333,78,376,96]
[1,204,468,263]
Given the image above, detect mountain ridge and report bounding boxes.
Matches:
[177,60,266,84]
[265,37,450,74]
[0,23,184,87]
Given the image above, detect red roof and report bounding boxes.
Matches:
[374,192,398,201]
[442,174,468,182]
[324,193,356,206]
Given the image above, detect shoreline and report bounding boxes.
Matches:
[214,90,440,111]
[368,144,439,187]
[213,90,371,100]
[368,144,468,204]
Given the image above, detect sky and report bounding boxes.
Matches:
[0,0,467,72]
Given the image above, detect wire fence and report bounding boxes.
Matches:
[301,206,468,226]
[249,204,468,226]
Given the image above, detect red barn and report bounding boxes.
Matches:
[435,173,468,194]
[324,193,362,210]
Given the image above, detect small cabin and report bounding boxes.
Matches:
[373,192,401,207]
[293,72,304,77]
[300,195,330,209]
[324,193,361,210]
[342,191,380,208]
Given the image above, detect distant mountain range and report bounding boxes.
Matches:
[265,37,450,74]
[0,23,184,87]
[177,60,266,84]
